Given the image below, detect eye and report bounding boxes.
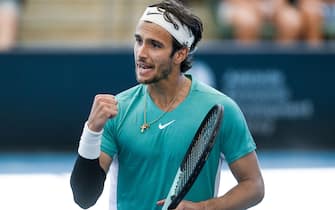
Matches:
[151,40,162,49]
[135,35,143,45]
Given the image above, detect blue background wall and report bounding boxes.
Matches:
[1,46,334,150]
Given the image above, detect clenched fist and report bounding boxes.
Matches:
[87,94,118,132]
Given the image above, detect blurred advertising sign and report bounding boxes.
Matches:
[0,46,334,150]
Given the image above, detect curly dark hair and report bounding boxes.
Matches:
[149,0,203,73]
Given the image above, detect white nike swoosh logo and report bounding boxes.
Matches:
[158,120,176,129]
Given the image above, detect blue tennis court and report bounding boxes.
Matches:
[1,150,334,210]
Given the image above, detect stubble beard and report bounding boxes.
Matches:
[136,62,173,85]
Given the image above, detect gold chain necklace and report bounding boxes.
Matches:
[140,79,185,133]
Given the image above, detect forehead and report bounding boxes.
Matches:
[135,21,173,44]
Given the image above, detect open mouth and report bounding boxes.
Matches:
[137,62,154,75]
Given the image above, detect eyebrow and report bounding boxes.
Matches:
[134,34,165,47]
[134,34,141,39]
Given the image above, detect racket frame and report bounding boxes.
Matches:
[162,104,223,210]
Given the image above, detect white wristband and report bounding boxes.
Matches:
[78,122,103,159]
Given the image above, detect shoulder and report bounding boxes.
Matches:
[191,77,238,109]
[191,76,247,126]
[191,77,223,97]
[103,85,144,137]
[116,84,144,103]
[112,84,145,123]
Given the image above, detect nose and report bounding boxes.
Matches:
[136,43,148,59]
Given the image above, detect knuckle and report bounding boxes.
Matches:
[102,106,110,113]
[94,95,103,103]
[95,94,101,100]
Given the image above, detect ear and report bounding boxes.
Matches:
[173,48,189,65]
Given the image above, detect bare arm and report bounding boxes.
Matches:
[205,151,265,210]
[164,151,264,210]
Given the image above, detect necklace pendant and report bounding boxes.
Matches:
[140,123,150,133]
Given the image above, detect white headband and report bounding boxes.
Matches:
[139,6,195,49]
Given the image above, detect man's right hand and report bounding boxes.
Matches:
[87,94,118,132]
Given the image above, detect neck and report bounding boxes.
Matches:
[147,74,190,111]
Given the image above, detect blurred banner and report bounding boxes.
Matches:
[0,45,334,150]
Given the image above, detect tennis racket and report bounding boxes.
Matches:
[162,104,224,210]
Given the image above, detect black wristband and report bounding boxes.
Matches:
[70,156,106,209]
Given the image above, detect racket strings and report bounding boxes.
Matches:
[175,112,219,194]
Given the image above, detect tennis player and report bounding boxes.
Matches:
[70,0,264,209]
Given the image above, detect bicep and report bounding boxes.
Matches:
[99,151,113,173]
[227,151,265,207]
[228,151,263,183]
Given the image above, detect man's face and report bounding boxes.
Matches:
[134,21,176,84]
